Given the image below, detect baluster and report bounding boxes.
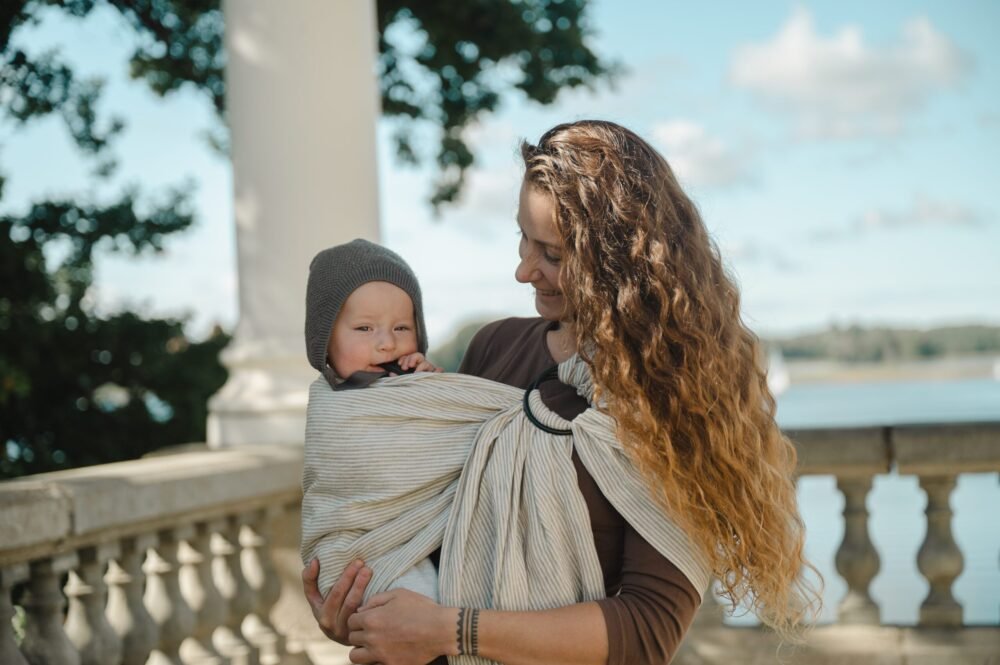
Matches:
[834,477,880,623]
[106,535,158,665]
[241,508,286,665]
[65,543,123,665]
[179,520,225,665]
[916,474,964,627]
[690,579,724,629]
[145,526,197,665]
[20,553,81,665]
[212,516,259,665]
[1,564,30,665]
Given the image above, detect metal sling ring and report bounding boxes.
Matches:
[522,365,573,436]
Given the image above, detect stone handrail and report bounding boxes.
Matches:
[1,445,302,665]
[1,424,998,664]
[787,421,999,629]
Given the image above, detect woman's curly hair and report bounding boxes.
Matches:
[522,120,820,636]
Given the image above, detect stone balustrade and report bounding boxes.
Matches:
[678,420,1000,664]
[2,424,998,664]
[0,446,305,665]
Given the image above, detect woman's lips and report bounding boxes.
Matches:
[535,289,562,297]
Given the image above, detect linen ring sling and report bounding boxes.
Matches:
[301,354,712,665]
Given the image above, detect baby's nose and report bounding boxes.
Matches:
[376,331,395,350]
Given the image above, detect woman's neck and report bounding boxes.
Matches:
[546,321,577,363]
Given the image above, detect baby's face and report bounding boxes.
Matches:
[327,281,418,378]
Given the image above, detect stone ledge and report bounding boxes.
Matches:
[788,427,889,476]
[0,482,72,550]
[894,422,1000,475]
[676,624,1000,665]
[0,444,303,558]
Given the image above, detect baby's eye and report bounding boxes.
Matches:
[354,326,372,332]
[395,325,412,332]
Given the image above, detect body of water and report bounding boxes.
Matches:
[722,377,1000,626]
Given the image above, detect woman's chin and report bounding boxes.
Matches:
[533,295,566,321]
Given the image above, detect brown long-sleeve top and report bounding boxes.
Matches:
[432,316,699,665]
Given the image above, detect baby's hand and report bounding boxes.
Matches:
[396,352,443,373]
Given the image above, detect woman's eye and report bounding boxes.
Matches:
[543,252,562,264]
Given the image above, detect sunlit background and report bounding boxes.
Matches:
[4,0,999,628]
[5,1,997,344]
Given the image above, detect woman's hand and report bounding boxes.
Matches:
[301,558,372,645]
[347,589,457,665]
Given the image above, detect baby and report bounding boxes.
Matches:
[304,238,439,388]
[301,238,443,600]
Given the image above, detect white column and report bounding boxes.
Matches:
[210,0,382,446]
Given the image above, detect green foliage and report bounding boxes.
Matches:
[0,208,230,479]
[3,0,611,206]
[0,1,227,478]
[770,325,1000,363]
[428,318,493,372]
[376,0,613,207]
[0,1,608,477]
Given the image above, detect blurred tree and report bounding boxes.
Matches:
[0,195,231,477]
[374,0,613,207]
[428,318,493,372]
[0,0,610,477]
[0,1,229,477]
[3,0,612,205]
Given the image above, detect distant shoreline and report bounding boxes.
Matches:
[784,354,999,384]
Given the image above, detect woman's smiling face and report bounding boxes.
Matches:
[515,181,566,322]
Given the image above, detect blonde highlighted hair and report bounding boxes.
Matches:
[522,120,820,636]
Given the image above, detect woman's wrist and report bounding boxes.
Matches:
[455,607,482,657]
[441,606,462,657]
[441,606,483,657]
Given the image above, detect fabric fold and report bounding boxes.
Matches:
[301,355,711,665]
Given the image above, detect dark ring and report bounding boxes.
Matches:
[522,365,573,436]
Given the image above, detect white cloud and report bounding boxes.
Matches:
[724,240,798,272]
[651,120,752,188]
[979,111,1000,129]
[857,196,985,230]
[730,7,971,138]
[439,166,521,236]
[811,196,988,241]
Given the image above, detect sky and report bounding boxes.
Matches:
[3,1,999,349]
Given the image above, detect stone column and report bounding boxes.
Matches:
[0,564,29,665]
[916,474,964,627]
[64,543,123,665]
[106,535,158,665]
[834,477,880,623]
[20,554,81,665]
[145,527,197,665]
[209,0,382,447]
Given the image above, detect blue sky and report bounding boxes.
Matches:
[3,1,998,346]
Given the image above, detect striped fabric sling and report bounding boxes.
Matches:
[301,354,711,663]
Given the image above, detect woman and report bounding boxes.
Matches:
[302,120,817,664]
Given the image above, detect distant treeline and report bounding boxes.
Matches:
[429,320,487,372]
[767,325,1000,363]
[430,320,1000,370]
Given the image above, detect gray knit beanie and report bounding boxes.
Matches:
[305,239,428,374]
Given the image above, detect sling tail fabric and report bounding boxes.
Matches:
[301,355,711,664]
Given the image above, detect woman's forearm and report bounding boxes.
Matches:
[448,601,608,665]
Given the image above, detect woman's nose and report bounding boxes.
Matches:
[514,255,538,284]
